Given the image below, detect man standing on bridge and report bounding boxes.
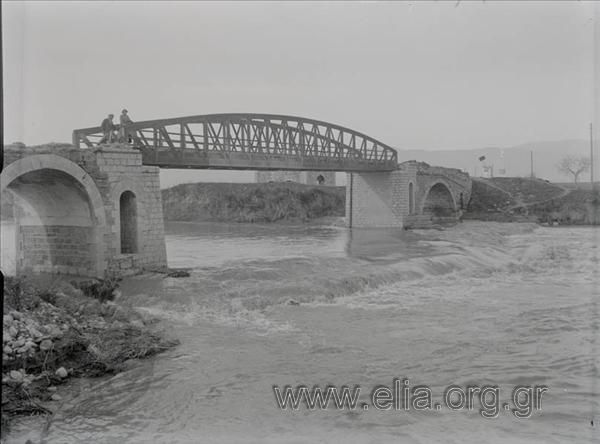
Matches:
[100,114,116,144]
[119,109,133,143]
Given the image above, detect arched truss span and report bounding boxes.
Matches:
[73,114,398,172]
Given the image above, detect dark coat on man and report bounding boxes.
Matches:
[101,118,115,133]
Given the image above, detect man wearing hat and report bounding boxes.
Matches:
[119,109,134,143]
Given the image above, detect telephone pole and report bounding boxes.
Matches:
[591,123,595,189]
[530,150,534,178]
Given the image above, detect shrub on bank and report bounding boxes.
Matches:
[465,177,599,225]
[466,179,516,214]
[485,177,564,205]
[71,278,120,303]
[162,182,345,223]
[526,189,600,225]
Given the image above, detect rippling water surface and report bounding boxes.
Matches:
[13,221,600,443]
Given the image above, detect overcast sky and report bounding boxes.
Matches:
[2,1,597,185]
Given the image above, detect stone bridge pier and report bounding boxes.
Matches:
[346,161,472,228]
[1,144,167,277]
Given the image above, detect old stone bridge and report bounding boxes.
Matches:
[1,114,471,278]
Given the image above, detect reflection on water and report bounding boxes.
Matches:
[12,221,599,444]
[164,221,351,268]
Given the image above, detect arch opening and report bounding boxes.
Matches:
[422,182,456,222]
[120,191,138,254]
[1,168,98,276]
[408,182,414,214]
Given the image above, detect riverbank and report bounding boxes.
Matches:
[163,178,600,226]
[1,275,179,439]
[161,182,345,223]
[464,177,600,225]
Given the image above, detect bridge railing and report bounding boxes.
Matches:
[73,114,398,170]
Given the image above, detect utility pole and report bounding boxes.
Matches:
[591,123,595,189]
[530,150,534,178]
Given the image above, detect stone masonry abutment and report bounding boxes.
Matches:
[1,145,167,277]
[346,161,471,229]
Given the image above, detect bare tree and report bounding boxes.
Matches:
[556,155,591,184]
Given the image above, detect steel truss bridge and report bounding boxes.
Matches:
[72,114,398,172]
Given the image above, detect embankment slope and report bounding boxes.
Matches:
[161,178,599,225]
[466,177,599,225]
[162,182,346,223]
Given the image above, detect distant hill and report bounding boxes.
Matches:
[397,139,592,183]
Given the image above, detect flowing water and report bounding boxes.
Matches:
[10,221,600,443]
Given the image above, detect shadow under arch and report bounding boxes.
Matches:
[1,154,107,277]
[420,181,456,223]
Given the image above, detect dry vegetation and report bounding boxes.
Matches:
[524,188,600,225]
[466,177,599,225]
[162,182,345,223]
[1,276,179,437]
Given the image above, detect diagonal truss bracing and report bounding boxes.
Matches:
[72,113,398,172]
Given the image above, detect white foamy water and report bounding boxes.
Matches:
[9,221,599,443]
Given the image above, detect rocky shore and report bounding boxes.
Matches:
[1,276,179,438]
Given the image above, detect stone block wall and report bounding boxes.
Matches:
[92,146,167,275]
[19,225,94,275]
[345,169,410,228]
[409,161,472,227]
[2,144,167,277]
[414,163,472,212]
[345,161,470,229]
[394,162,418,218]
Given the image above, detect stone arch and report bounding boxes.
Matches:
[420,181,456,219]
[109,178,146,257]
[0,154,107,276]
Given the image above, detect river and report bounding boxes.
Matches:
[10,221,599,443]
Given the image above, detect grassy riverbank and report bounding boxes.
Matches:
[524,188,600,225]
[465,177,600,225]
[163,179,600,226]
[1,276,179,437]
[162,182,345,223]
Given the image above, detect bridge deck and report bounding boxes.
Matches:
[72,114,398,172]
